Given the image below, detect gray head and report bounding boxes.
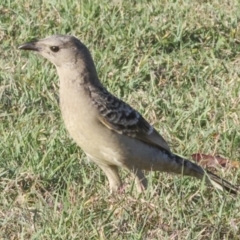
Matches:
[19,35,98,81]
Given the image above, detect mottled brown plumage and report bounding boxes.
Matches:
[19,35,239,194]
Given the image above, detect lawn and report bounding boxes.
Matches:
[1,0,240,239]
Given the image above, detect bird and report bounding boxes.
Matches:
[18,34,239,194]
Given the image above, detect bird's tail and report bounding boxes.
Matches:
[172,154,239,194]
[206,170,239,194]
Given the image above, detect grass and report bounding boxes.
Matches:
[1,0,240,239]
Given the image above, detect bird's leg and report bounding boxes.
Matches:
[87,154,122,192]
[98,164,122,193]
[132,169,148,192]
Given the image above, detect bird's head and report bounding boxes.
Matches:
[19,35,91,68]
[19,34,101,86]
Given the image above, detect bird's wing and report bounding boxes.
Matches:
[90,87,170,151]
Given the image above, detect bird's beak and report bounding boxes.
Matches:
[18,41,40,51]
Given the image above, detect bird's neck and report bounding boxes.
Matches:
[57,60,104,112]
[56,58,102,89]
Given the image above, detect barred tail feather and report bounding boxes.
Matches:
[171,154,239,194]
[207,171,239,194]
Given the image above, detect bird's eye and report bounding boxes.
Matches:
[50,46,60,52]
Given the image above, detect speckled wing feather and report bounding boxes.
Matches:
[90,86,170,151]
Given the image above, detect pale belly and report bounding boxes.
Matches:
[61,102,127,167]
